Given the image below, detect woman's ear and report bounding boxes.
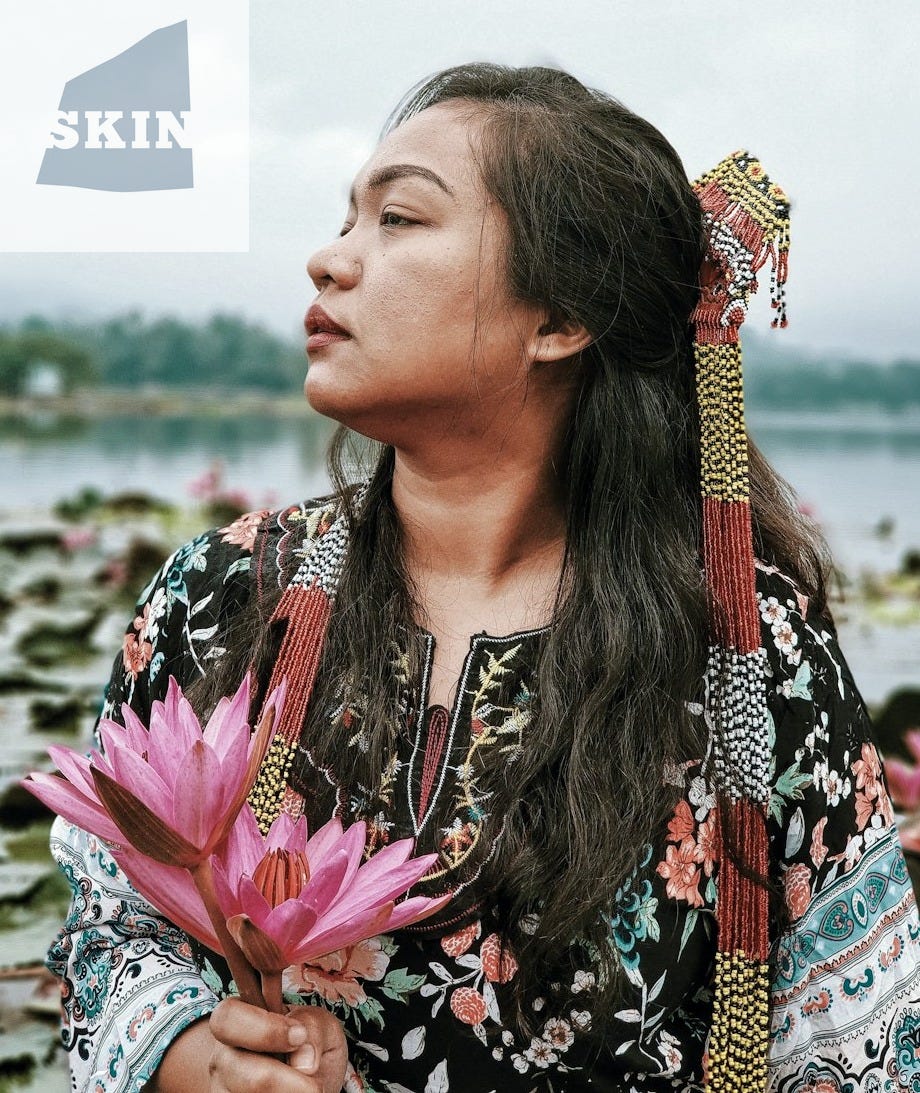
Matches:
[532,309,593,363]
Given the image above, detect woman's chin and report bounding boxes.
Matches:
[303,370,346,418]
[304,373,372,432]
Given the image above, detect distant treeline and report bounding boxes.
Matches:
[742,333,920,413]
[0,312,307,395]
[0,313,918,411]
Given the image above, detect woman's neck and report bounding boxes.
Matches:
[391,448,568,591]
[390,449,567,647]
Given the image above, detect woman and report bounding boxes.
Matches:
[47,63,920,1092]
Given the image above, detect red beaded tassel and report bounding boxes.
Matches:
[691,151,790,1091]
[247,581,333,833]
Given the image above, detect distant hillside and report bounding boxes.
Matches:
[1,313,917,411]
[1,312,307,395]
[742,330,920,413]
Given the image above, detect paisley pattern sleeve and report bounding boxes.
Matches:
[760,566,920,1091]
[47,818,220,1093]
[44,513,262,1093]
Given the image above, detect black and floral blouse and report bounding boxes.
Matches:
[47,497,920,1093]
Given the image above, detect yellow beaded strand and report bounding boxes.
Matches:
[248,736,296,835]
[707,950,770,1091]
[695,343,750,504]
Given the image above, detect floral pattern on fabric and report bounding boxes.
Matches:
[757,560,920,1090]
[46,498,920,1093]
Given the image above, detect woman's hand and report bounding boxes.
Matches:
[207,997,348,1092]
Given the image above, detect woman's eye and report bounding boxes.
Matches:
[380,211,413,227]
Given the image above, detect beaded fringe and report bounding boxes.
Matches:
[706,950,770,1090]
[247,492,364,835]
[248,582,332,834]
[691,151,790,1092]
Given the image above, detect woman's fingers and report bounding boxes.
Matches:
[209,1041,324,1092]
[209,996,310,1055]
[207,997,348,1093]
[286,1005,349,1092]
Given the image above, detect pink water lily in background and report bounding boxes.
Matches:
[23,672,285,866]
[211,807,449,994]
[886,729,920,812]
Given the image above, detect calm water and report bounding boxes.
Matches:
[0,407,918,706]
[1,407,917,576]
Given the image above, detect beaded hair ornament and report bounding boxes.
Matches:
[245,149,791,1091]
[692,149,790,1091]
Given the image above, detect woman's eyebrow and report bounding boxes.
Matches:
[348,163,456,206]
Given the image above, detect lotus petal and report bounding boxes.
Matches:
[88,744,117,782]
[113,847,221,952]
[325,820,367,902]
[293,902,396,964]
[261,898,319,954]
[210,857,243,919]
[158,680,199,756]
[357,836,414,873]
[227,914,287,974]
[266,812,306,855]
[219,805,270,882]
[213,696,282,847]
[236,874,274,925]
[119,704,152,754]
[104,745,176,825]
[46,746,99,801]
[22,773,125,844]
[297,850,352,920]
[345,835,430,896]
[169,676,203,738]
[97,720,131,761]
[347,854,440,910]
[91,767,200,865]
[144,709,193,786]
[384,892,453,932]
[214,730,251,815]
[304,816,346,864]
[172,740,224,852]
[203,673,251,760]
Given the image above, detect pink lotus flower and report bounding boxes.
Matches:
[23,671,452,1015]
[211,807,449,982]
[23,672,284,867]
[23,672,288,1009]
[886,729,920,812]
[106,801,450,1012]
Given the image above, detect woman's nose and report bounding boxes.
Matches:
[306,236,361,291]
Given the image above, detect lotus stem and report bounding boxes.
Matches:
[261,970,285,1015]
[190,858,267,1010]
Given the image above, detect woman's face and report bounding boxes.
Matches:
[304,102,549,445]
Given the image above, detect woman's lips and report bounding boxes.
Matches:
[307,331,351,352]
[304,303,351,353]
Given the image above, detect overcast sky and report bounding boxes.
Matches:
[2,2,918,362]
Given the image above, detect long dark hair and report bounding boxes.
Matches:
[193,63,837,1036]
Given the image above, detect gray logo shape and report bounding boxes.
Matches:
[37,21,192,192]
